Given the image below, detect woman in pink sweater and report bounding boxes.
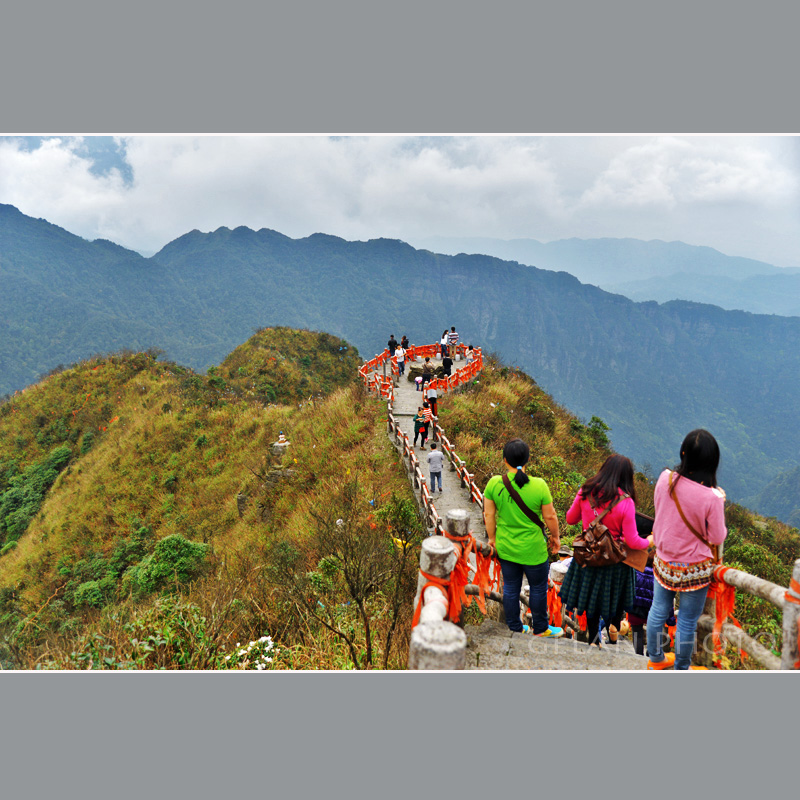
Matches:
[646,429,727,670]
[560,454,651,647]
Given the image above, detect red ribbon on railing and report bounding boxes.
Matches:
[412,570,450,627]
[547,583,563,627]
[708,565,747,666]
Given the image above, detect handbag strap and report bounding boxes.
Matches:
[502,474,545,533]
[587,493,626,528]
[668,471,720,560]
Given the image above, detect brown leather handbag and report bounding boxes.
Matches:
[572,494,628,568]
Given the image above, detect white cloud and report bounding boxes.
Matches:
[0,134,797,265]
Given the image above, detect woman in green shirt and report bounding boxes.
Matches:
[484,438,564,637]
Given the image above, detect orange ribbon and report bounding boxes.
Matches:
[412,571,451,627]
[708,566,747,666]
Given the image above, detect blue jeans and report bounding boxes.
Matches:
[430,471,442,491]
[646,580,708,669]
[499,558,549,634]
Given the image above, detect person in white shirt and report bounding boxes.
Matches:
[395,345,406,375]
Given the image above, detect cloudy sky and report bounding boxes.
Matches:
[1,135,798,266]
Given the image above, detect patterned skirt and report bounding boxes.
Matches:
[653,555,716,592]
[559,560,635,620]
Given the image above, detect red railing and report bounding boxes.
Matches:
[366,343,483,535]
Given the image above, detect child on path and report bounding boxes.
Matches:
[427,443,444,492]
[466,345,474,364]
[627,559,675,656]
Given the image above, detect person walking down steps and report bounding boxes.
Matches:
[559,455,651,648]
[419,402,433,449]
[646,429,727,671]
[413,406,426,448]
[483,438,564,638]
[428,442,444,493]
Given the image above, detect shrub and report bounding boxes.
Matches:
[124,534,210,596]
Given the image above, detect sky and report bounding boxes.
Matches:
[0,134,798,266]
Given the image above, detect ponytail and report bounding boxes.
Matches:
[503,438,530,487]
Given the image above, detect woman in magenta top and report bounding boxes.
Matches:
[560,454,651,647]
[646,429,727,670]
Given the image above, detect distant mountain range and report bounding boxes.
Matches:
[1,203,799,523]
[412,235,800,316]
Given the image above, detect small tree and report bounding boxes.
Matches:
[276,480,421,669]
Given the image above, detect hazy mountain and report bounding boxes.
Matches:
[411,235,800,315]
[1,205,799,518]
[603,271,800,317]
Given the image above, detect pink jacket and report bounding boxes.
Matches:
[566,490,648,551]
[653,469,727,563]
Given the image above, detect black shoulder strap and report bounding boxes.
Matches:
[502,474,545,533]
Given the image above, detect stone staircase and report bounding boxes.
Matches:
[465,618,648,670]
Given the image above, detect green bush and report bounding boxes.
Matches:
[0,444,71,546]
[74,580,104,608]
[124,534,210,596]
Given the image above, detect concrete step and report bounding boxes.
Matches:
[464,618,648,670]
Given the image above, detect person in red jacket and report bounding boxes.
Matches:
[559,454,652,647]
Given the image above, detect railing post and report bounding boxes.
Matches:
[409,537,465,669]
[781,558,800,669]
[445,508,470,540]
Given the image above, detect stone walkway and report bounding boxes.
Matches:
[389,353,488,542]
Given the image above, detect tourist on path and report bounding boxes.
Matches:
[419,402,433,449]
[413,407,426,448]
[646,429,727,671]
[421,357,433,392]
[427,443,444,493]
[483,438,564,637]
[387,335,397,356]
[447,326,459,359]
[440,330,449,359]
[559,455,651,648]
[396,344,406,375]
[425,383,438,417]
[466,345,474,364]
[442,354,453,377]
[401,334,409,350]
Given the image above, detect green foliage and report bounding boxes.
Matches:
[124,534,210,596]
[0,445,71,547]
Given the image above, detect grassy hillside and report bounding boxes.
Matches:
[0,328,426,670]
[1,333,797,670]
[437,358,800,668]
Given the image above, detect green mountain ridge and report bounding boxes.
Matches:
[1,205,799,520]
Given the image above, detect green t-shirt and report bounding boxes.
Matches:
[484,472,552,565]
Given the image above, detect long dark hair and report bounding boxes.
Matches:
[503,438,530,487]
[580,454,637,507]
[670,429,719,493]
